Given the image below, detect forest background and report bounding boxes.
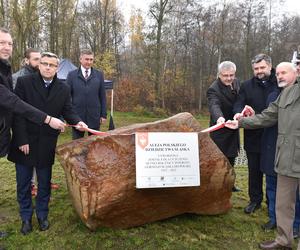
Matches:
[1,0,300,115]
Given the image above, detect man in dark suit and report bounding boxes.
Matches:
[207,61,240,191]
[8,52,87,235]
[66,49,107,139]
[0,28,65,239]
[233,54,277,214]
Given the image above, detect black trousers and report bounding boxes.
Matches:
[246,151,263,204]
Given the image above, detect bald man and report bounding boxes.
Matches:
[226,62,300,250]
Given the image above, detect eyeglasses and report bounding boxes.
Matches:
[220,73,235,78]
[0,41,13,47]
[40,61,58,68]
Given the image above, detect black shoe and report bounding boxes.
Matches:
[261,220,276,230]
[293,227,299,239]
[232,186,241,192]
[20,220,32,235]
[38,218,49,231]
[244,202,261,214]
[0,231,8,238]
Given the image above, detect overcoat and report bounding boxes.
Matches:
[0,60,45,157]
[233,70,277,153]
[240,83,300,178]
[66,68,107,129]
[8,73,80,167]
[207,78,240,158]
[260,88,281,176]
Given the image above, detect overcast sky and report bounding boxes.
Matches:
[117,0,300,22]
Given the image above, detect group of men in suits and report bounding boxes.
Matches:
[207,55,300,249]
[0,27,107,237]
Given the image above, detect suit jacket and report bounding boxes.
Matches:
[0,60,46,157]
[66,67,107,129]
[207,78,240,158]
[8,73,81,167]
[233,69,277,153]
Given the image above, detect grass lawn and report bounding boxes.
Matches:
[0,112,297,249]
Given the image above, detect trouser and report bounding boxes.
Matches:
[266,174,300,229]
[275,174,300,248]
[228,157,235,167]
[246,152,263,204]
[16,164,52,221]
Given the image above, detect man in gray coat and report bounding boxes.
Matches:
[66,49,107,139]
[226,62,300,250]
[12,48,41,88]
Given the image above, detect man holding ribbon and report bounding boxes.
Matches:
[7,52,87,235]
[207,61,240,191]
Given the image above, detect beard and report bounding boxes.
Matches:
[278,81,288,88]
[256,73,270,80]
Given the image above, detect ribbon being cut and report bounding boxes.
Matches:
[66,124,107,136]
[201,105,254,133]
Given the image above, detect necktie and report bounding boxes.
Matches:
[45,81,51,88]
[85,69,89,79]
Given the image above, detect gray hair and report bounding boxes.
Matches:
[251,54,272,65]
[276,62,297,72]
[218,61,236,75]
[0,27,10,34]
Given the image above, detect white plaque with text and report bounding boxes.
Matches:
[135,132,200,188]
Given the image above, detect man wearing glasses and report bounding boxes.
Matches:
[233,54,278,214]
[0,28,66,239]
[7,52,87,235]
[206,61,240,192]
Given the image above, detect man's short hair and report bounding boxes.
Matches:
[80,49,94,56]
[218,61,236,75]
[251,54,272,65]
[41,51,59,64]
[24,48,40,59]
[0,27,10,34]
[277,62,297,72]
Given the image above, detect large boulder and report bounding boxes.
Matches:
[56,112,235,230]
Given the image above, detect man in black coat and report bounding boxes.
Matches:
[0,28,65,239]
[7,52,87,235]
[207,61,240,191]
[66,49,107,139]
[233,54,277,214]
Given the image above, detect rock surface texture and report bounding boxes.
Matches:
[56,112,235,230]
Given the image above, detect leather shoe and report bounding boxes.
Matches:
[0,231,8,238]
[261,220,276,230]
[244,202,261,214]
[20,220,32,235]
[293,227,299,239]
[232,186,241,192]
[259,240,291,249]
[38,218,49,231]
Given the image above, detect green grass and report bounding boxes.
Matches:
[0,112,297,249]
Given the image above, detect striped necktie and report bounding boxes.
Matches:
[85,69,89,79]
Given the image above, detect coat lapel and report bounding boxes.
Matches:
[47,76,63,102]
[77,68,86,82]
[32,73,48,101]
